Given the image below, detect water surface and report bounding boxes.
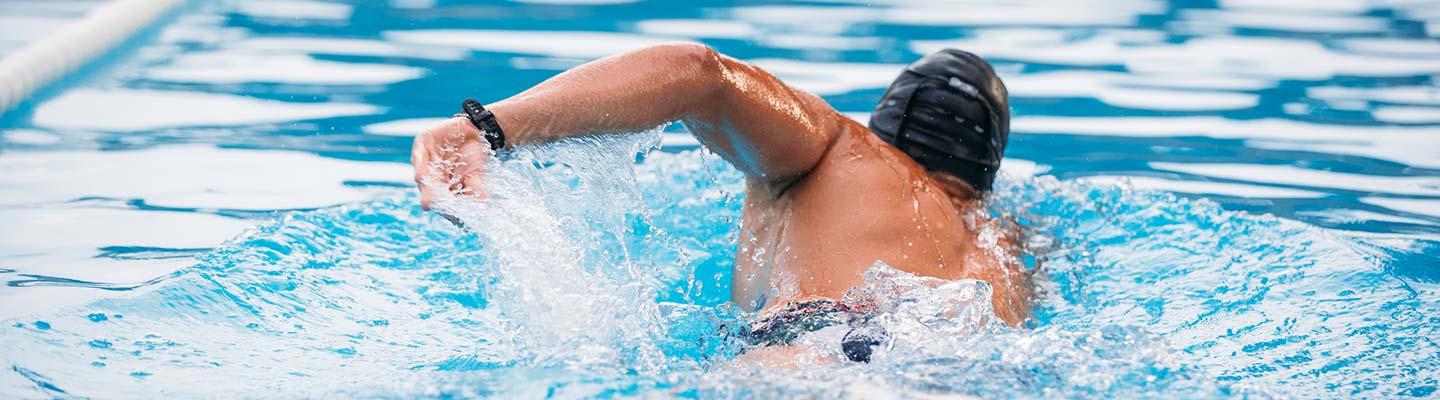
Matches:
[1,0,1437,398]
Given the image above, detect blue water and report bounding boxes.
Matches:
[1,0,1438,398]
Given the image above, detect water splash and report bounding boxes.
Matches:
[1,134,1433,398]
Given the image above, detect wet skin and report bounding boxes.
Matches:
[412,42,1032,326]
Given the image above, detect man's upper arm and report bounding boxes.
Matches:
[680,47,845,185]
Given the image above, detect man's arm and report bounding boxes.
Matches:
[413,42,845,209]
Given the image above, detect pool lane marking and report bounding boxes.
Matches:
[0,0,184,116]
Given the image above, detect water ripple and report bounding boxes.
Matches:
[5,273,177,291]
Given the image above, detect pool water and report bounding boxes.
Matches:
[1,0,1438,398]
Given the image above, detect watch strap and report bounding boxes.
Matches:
[459,98,506,151]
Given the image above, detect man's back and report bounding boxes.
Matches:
[733,118,1032,326]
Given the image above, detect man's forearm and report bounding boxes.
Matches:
[486,42,722,146]
[479,42,841,183]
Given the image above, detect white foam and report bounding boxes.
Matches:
[506,56,587,71]
[144,51,424,85]
[1218,0,1371,14]
[750,58,905,96]
[727,6,874,28]
[382,29,679,59]
[999,158,1050,178]
[1246,138,1440,171]
[0,15,73,43]
[231,0,353,20]
[633,19,756,39]
[1151,162,1440,196]
[1297,208,1437,227]
[919,26,1440,82]
[760,34,885,51]
[0,208,250,255]
[0,1,100,16]
[0,144,411,210]
[1360,197,1440,218]
[1119,74,1274,91]
[882,3,1155,27]
[1006,70,1260,111]
[231,37,469,61]
[843,112,872,125]
[510,0,638,3]
[1282,102,1313,116]
[32,88,381,132]
[913,28,1165,67]
[1337,37,1440,58]
[386,0,436,9]
[1308,85,1440,106]
[1098,87,1257,111]
[914,27,1440,83]
[1175,9,1389,34]
[1014,116,1440,169]
[752,59,1260,111]
[1373,106,1440,124]
[156,16,249,45]
[362,117,449,137]
[733,1,1164,29]
[1,129,62,145]
[1124,36,1440,80]
[1079,175,1329,198]
[660,133,699,147]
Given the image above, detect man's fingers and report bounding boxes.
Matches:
[454,156,487,199]
[410,132,430,171]
[418,186,435,211]
[455,139,491,199]
[412,131,437,206]
[461,171,489,200]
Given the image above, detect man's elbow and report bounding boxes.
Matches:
[649,42,725,98]
[653,42,722,69]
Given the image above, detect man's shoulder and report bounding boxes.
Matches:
[824,124,925,179]
[778,124,927,199]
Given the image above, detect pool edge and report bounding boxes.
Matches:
[0,0,185,117]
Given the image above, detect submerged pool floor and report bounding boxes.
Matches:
[1,0,1438,398]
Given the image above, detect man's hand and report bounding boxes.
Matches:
[411,117,494,214]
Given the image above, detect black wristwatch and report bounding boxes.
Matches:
[455,98,506,151]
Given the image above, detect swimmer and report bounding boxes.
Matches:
[411,43,1031,365]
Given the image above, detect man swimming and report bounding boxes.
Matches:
[411,43,1031,365]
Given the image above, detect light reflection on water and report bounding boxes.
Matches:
[0,0,1437,397]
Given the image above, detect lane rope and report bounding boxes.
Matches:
[0,0,184,116]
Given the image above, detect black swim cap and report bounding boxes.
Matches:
[869,49,1010,192]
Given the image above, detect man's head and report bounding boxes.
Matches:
[869,49,1010,196]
